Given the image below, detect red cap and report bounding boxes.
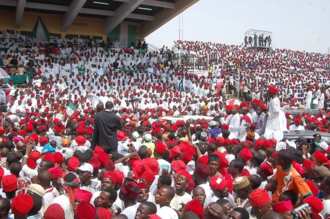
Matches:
[75,135,86,146]
[29,150,41,160]
[196,155,209,177]
[303,159,315,171]
[259,162,273,176]
[240,101,250,109]
[44,204,65,219]
[67,156,81,171]
[143,158,159,176]
[26,122,34,132]
[304,195,324,214]
[98,152,113,169]
[268,84,279,95]
[11,193,34,216]
[210,175,227,191]
[48,167,64,180]
[102,170,124,186]
[239,147,253,162]
[120,180,140,201]
[53,125,64,134]
[154,140,168,156]
[29,134,39,143]
[184,199,204,219]
[18,129,27,136]
[255,139,265,149]
[313,150,328,164]
[171,160,186,173]
[2,174,17,192]
[169,145,182,159]
[117,131,127,141]
[89,155,101,170]
[293,116,302,125]
[43,153,55,163]
[96,208,112,219]
[264,139,276,149]
[225,104,234,112]
[76,125,86,135]
[39,136,49,145]
[180,141,196,163]
[248,189,271,208]
[0,127,5,135]
[53,152,64,164]
[273,200,293,213]
[27,158,37,169]
[53,118,61,124]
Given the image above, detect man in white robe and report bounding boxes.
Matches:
[305,87,313,110]
[264,85,287,142]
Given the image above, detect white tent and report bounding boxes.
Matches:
[0,68,9,79]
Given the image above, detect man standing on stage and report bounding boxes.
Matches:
[0,80,7,126]
[264,84,287,142]
[92,101,122,154]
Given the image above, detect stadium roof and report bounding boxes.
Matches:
[0,0,199,37]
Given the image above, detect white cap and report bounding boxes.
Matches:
[144,133,152,142]
[61,148,74,160]
[209,120,218,127]
[276,141,287,151]
[132,131,140,139]
[200,132,208,138]
[78,163,93,173]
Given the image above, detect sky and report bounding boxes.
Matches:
[146,0,330,53]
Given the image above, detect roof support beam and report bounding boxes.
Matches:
[105,0,144,33]
[15,0,26,26]
[62,0,87,31]
[140,0,199,38]
[142,0,174,9]
[0,0,153,21]
[114,0,174,8]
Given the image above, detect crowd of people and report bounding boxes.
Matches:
[175,40,330,108]
[0,31,328,219]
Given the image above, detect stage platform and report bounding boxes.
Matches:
[284,130,330,142]
[284,108,320,116]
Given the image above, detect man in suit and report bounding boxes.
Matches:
[92,101,122,154]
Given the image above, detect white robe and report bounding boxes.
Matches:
[50,195,74,219]
[228,113,241,139]
[157,206,178,219]
[318,93,325,109]
[305,91,313,109]
[264,97,287,141]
